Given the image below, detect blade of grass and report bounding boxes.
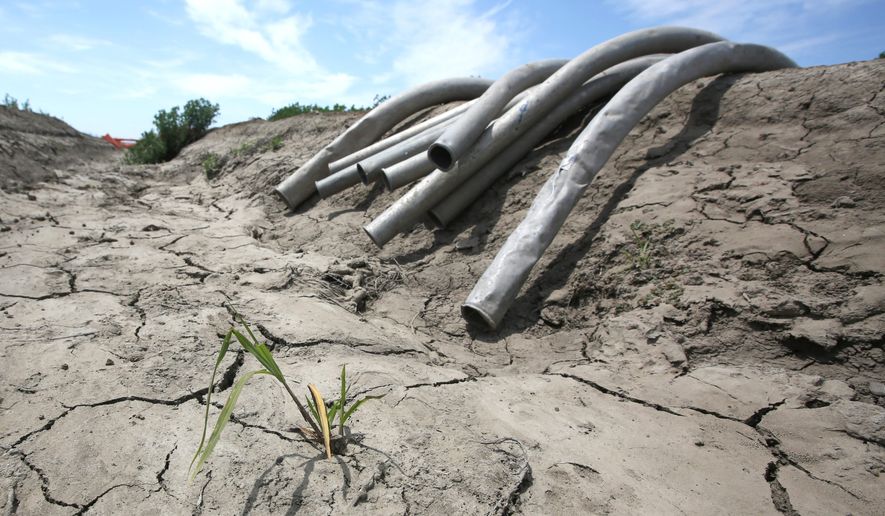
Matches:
[230,329,283,381]
[306,396,319,422]
[189,329,233,475]
[190,369,270,481]
[336,365,347,435]
[341,395,385,426]
[308,384,333,459]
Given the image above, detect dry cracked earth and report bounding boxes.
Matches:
[1,60,883,515]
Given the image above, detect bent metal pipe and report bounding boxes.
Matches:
[461,42,797,330]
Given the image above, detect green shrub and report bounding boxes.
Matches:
[2,94,31,111]
[266,135,283,151]
[126,98,219,164]
[201,152,223,180]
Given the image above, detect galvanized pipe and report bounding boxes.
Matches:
[356,87,539,186]
[316,118,457,198]
[428,59,568,171]
[356,118,456,184]
[327,99,476,174]
[381,153,437,191]
[462,42,798,330]
[427,55,665,228]
[363,27,722,247]
[274,77,493,209]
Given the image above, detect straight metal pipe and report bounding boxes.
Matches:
[356,87,538,186]
[328,99,476,174]
[363,27,722,247]
[356,119,455,184]
[462,42,797,330]
[427,55,665,228]
[381,153,438,191]
[315,163,361,199]
[274,77,493,209]
[428,59,568,170]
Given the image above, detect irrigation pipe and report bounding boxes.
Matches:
[364,27,722,247]
[428,55,665,228]
[428,59,568,170]
[275,77,493,209]
[461,42,797,330]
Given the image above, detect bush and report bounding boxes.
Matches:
[268,101,360,121]
[2,94,31,111]
[126,98,219,164]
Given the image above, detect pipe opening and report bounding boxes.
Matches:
[380,170,394,192]
[362,226,384,249]
[461,303,496,330]
[428,143,455,171]
[426,209,445,229]
[356,164,369,184]
[273,187,295,210]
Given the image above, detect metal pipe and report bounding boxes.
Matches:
[381,153,437,191]
[428,59,569,171]
[363,27,723,247]
[356,87,539,186]
[356,118,456,184]
[315,118,456,198]
[316,87,540,199]
[428,55,665,228]
[462,42,797,330]
[315,163,361,199]
[327,99,476,174]
[274,77,493,209]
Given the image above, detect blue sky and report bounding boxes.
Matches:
[1,0,882,137]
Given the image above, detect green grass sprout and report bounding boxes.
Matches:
[189,309,386,482]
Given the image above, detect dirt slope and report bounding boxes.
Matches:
[0,106,115,192]
[1,60,883,515]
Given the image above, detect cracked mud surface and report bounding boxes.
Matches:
[2,60,884,514]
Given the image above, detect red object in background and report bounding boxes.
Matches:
[102,134,137,150]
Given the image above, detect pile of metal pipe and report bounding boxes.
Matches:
[272,26,796,330]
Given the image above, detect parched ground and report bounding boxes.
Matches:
[1,59,883,515]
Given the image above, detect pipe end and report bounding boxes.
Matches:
[461,302,498,331]
[273,185,296,211]
[427,143,455,171]
[362,225,385,249]
[426,208,446,229]
[380,170,394,192]
[356,163,369,184]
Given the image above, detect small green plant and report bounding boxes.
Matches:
[266,135,284,152]
[268,101,369,121]
[371,94,390,108]
[2,94,30,111]
[201,153,222,180]
[233,140,257,157]
[305,365,384,442]
[879,51,885,59]
[622,220,654,270]
[127,98,219,164]
[189,310,382,481]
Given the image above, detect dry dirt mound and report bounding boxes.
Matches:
[0,60,883,515]
[0,106,116,192]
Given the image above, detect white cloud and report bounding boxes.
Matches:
[0,51,75,75]
[184,0,317,71]
[174,73,254,98]
[389,0,513,84]
[49,33,112,51]
[183,0,356,105]
[333,0,519,88]
[607,0,875,52]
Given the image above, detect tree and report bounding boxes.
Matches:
[126,98,219,164]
